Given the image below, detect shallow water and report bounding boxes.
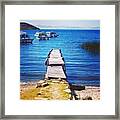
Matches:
[20,29,100,86]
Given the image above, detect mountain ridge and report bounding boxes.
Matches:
[20,22,40,30]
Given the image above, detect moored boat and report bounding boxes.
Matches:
[20,32,33,44]
[34,31,58,40]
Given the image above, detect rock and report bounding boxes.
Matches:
[65,86,69,89]
[36,80,48,88]
[64,89,71,93]
[45,74,48,79]
[60,80,68,84]
[58,78,61,80]
[38,80,45,84]
[37,92,41,95]
[82,96,92,100]
[52,80,60,83]
[42,82,49,87]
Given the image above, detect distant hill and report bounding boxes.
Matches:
[20,22,40,30]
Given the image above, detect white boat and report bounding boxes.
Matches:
[34,31,58,40]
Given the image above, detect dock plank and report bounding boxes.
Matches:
[46,66,66,79]
[49,49,62,58]
[47,57,64,65]
[45,49,66,79]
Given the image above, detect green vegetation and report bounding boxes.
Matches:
[20,22,40,30]
[81,42,100,54]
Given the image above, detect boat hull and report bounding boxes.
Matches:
[20,39,33,44]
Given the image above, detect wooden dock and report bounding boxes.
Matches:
[45,49,66,79]
[36,49,81,100]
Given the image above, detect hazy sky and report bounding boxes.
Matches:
[21,20,100,30]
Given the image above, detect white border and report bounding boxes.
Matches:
[5,5,115,115]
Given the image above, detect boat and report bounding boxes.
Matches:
[46,32,58,38]
[20,32,33,44]
[34,31,58,40]
[49,32,59,38]
[34,31,49,40]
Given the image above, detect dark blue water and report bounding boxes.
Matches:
[20,29,100,86]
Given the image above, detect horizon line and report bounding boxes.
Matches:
[38,27,100,30]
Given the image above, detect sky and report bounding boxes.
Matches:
[21,20,100,30]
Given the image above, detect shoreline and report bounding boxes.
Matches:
[20,80,100,100]
[20,80,100,87]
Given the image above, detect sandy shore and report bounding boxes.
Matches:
[74,86,100,100]
[20,80,100,100]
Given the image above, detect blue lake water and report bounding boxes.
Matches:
[20,29,100,86]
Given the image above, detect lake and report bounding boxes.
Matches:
[20,29,100,86]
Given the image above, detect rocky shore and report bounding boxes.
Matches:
[20,80,100,100]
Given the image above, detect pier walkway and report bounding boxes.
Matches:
[45,49,66,79]
[36,49,80,100]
